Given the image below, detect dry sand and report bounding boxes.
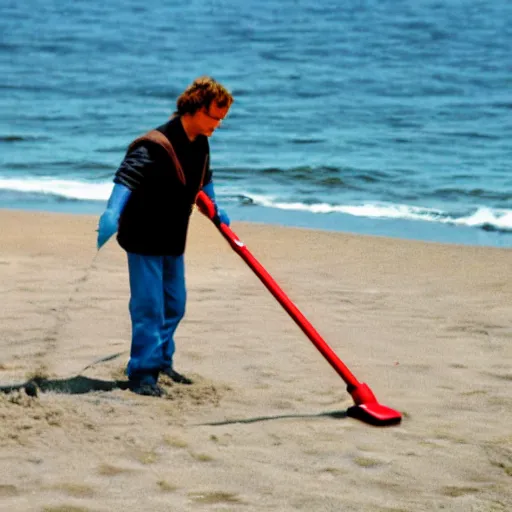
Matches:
[0,208,511,512]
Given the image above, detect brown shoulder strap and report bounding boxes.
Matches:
[128,130,186,185]
[128,129,209,191]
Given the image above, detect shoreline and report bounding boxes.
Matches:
[1,199,511,249]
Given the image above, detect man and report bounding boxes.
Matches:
[97,76,233,397]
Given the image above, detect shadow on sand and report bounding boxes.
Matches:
[0,375,130,397]
[195,409,348,426]
[0,352,129,397]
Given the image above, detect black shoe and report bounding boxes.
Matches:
[161,367,193,385]
[129,373,165,397]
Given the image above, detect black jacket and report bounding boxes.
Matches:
[115,117,211,255]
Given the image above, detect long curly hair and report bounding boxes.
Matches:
[174,76,233,116]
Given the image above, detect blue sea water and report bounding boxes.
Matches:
[1,0,511,247]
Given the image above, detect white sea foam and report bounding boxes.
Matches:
[1,178,511,232]
[0,177,112,201]
[247,194,512,231]
[450,207,512,230]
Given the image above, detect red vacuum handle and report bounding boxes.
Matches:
[196,191,360,389]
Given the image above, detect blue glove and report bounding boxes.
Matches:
[217,208,230,226]
[97,183,132,249]
[201,181,230,226]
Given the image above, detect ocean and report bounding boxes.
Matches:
[1,0,511,247]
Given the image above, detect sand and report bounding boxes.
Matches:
[0,208,511,512]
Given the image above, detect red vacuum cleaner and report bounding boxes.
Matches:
[196,192,402,427]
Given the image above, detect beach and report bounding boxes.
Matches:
[0,209,510,511]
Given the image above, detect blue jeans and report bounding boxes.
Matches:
[126,253,186,379]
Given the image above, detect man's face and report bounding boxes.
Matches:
[194,102,230,137]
